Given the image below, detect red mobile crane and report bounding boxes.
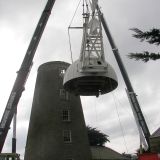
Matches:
[0,0,56,154]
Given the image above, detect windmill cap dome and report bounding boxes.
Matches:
[63,59,118,96]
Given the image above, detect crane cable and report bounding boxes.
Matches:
[108,78,129,153]
[68,0,82,28]
[112,92,129,153]
[68,29,74,64]
[68,0,82,63]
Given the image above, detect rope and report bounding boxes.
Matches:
[67,0,91,63]
[68,0,82,27]
[114,91,133,116]
[112,92,129,153]
[68,29,74,63]
[67,0,82,63]
[108,78,129,153]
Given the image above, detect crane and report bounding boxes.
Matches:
[96,5,151,151]
[64,0,151,153]
[0,0,155,158]
[63,0,118,97]
[0,0,56,153]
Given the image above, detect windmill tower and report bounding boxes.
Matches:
[24,61,91,160]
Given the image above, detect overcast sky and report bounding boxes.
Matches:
[0,0,160,158]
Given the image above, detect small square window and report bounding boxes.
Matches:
[60,89,65,96]
[62,110,71,122]
[60,89,69,100]
[59,68,66,77]
[63,130,72,143]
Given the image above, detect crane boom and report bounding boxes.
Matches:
[97,5,151,150]
[0,0,56,152]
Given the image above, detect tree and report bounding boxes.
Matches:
[128,28,160,62]
[87,126,110,147]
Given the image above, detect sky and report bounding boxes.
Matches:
[0,0,160,158]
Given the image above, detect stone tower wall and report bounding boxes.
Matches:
[24,61,91,160]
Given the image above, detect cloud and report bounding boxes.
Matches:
[0,0,160,157]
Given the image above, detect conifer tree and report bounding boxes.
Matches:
[128,28,160,62]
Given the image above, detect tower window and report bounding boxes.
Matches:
[62,110,71,122]
[63,130,72,143]
[59,68,66,77]
[60,89,69,100]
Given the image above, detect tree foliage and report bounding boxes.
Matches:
[128,51,160,62]
[128,28,160,62]
[87,126,110,147]
[131,28,160,45]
